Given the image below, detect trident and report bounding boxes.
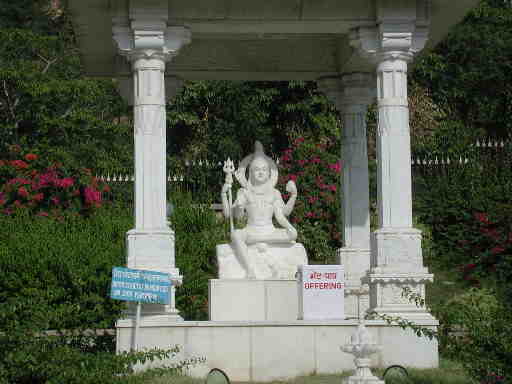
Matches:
[223,158,235,233]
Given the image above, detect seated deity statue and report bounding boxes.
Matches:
[217,141,308,279]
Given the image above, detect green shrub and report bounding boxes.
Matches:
[0,207,131,328]
[173,192,226,320]
[0,205,206,383]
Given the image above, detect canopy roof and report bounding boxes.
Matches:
[67,0,478,80]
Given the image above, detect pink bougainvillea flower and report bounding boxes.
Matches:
[17,187,29,198]
[463,263,477,271]
[33,193,44,202]
[308,196,318,204]
[55,177,74,188]
[293,137,305,146]
[24,153,38,161]
[305,211,315,218]
[297,159,307,167]
[490,246,506,255]
[310,157,321,164]
[480,227,500,241]
[281,154,291,162]
[50,197,60,205]
[7,178,31,186]
[328,162,342,173]
[37,171,58,188]
[11,160,29,169]
[289,174,298,182]
[37,211,49,217]
[14,200,23,208]
[474,212,489,224]
[84,186,101,205]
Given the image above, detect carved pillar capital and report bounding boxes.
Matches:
[349,24,429,64]
[317,73,375,113]
[113,25,191,64]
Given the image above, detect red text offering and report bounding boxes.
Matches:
[298,265,345,320]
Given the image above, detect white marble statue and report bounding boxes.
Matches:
[217,141,308,279]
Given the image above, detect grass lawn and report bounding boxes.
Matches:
[148,359,475,384]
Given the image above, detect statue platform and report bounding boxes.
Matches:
[116,318,439,382]
[209,279,299,321]
[216,242,308,280]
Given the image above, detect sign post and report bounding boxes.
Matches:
[298,265,345,320]
[110,267,172,350]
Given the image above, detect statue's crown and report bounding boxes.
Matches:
[253,141,265,160]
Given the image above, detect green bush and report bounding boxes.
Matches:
[0,206,204,383]
[0,207,131,329]
[173,192,226,320]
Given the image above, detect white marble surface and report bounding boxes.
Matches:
[116,320,439,382]
[298,265,345,320]
[219,142,308,279]
[209,279,299,321]
[216,243,307,280]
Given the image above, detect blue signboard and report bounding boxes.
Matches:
[110,267,171,304]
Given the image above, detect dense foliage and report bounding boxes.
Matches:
[277,134,342,263]
[0,2,132,174]
[412,0,512,140]
[167,81,338,162]
[0,200,208,383]
[2,0,512,382]
[0,146,110,217]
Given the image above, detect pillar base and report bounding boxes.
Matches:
[338,248,371,319]
[366,272,434,321]
[368,229,434,320]
[126,228,182,320]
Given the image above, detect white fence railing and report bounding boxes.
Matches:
[94,139,510,181]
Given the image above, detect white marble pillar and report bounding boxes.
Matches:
[316,74,373,319]
[351,24,435,321]
[113,16,191,322]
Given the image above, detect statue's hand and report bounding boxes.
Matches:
[221,183,230,194]
[286,226,298,241]
[286,180,297,196]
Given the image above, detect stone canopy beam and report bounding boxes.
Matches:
[67,0,478,80]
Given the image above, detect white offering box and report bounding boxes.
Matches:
[298,265,345,320]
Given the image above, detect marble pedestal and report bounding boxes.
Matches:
[115,319,439,382]
[216,243,307,279]
[209,279,299,321]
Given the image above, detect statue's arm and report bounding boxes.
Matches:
[273,194,297,241]
[232,189,247,219]
[221,183,231,218]
[221,185,247,219]
[283,180,297,216]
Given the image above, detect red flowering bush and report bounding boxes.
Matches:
[278,134,342,263]
[0,149,111,217]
